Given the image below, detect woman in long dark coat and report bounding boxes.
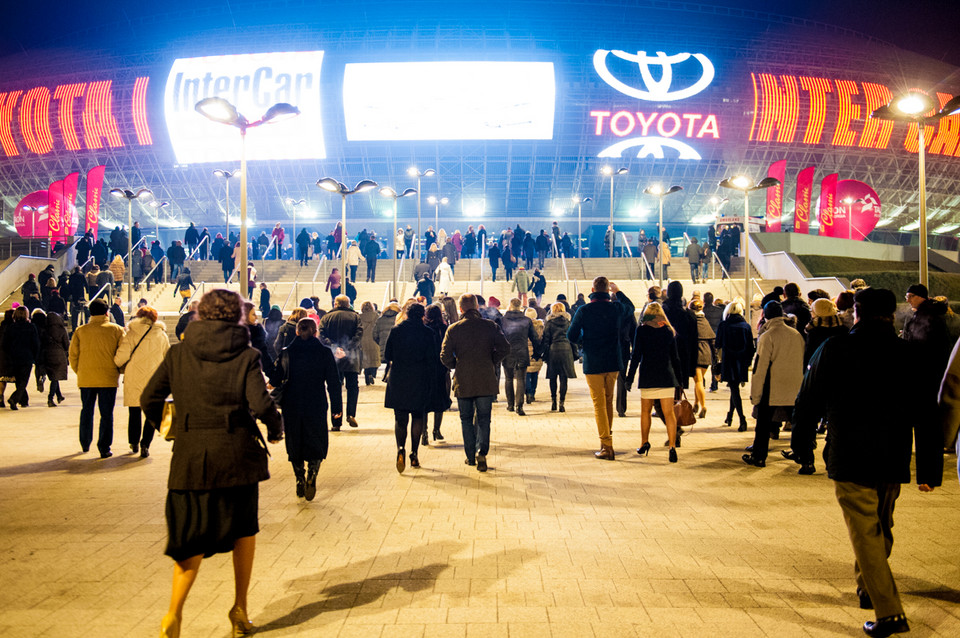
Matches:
[540,303,577,412]
[384,302,435,472]
[0,309,13,407]
[714,300,755,431]
[424,304,452,443]
[141,289,283,638]
[271,317,342,501]
[2,306,40,409]
[359,301,381,385]
[42,312,70,406]
[31,308,47,394]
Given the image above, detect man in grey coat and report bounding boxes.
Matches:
[440,294,510,472]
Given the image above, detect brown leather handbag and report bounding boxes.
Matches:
[674,391,697,427]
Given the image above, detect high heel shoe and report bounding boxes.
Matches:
[636,442,651,456]
[228,605,255,636]
[669,448,678,463]
[723,412,732,426]
[160,612,181,638]
[698,406,706,419]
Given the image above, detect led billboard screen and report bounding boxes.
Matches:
[163,51,326,163]
[342,61,555,141]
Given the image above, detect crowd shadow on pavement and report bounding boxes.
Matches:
[0,451,145,477]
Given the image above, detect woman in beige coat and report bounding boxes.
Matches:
[114,306,169,457]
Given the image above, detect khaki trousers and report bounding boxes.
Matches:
[834,480,903,618]
[585,372,618,446]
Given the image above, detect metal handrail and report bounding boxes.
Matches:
[384,251,406,308]
[281,282,298,312]
[180,281,205,314]
[91,281,112,302]
[619,232,637,279]
[710,251,738,301]
[259,235,278,289]
[142,255,167,286]
[559,251,572,300]
[311,254,328,297]
[0,280,28,308]
[122,235,151,263]
[479,238,485,297]
[185,234,209,261]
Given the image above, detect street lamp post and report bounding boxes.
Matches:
[379,186,418,301]
[841,197,864,241]
[196,98,300,295]
[149,200,169,246]
[317,178,379,283]
[213,169,240,240]
[21,205,47,252]
[109,188,153,315]
[871,91,960,289]
[427,195,449,232]
[407,167,436,260]
[642,185,683,288]
[719,175,781,326]
[601,166,628,257]
[285,198,306,259]
[571,196,592,259]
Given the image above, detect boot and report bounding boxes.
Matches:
[559,399,565,413]
[292,463,306,499]
[304,460,320,501]
[421,430,429,447]
[47,397,56,407]
[724,412,733,426]
[433,427,444,442]
[551,396,557,412]
[594,444,615,460]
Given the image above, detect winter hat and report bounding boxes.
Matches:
[300,298,314,309]
[906,283,928,298]
[488,296,501,308]
[762,300,783,319]
[812,298,837,318]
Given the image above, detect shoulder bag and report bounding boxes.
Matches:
[674,391,697,427]
[118,325,152,374]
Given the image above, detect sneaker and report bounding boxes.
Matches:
[477,455,487,472]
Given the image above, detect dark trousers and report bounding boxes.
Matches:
[490,265,498,282]
[504,266,514,281]
[616,370,628,416]
[503,365,527,409]
[750,402,775,461]
[458,395,493,461]
[366,260,377,282]
[332,371,359,426]
[524,256,534,270]
[537,250,547,268]
[525,371,539,398]
[834,481,904,618]
[689,264,699,281]
[728,382,745,420]
[9,365,32,406]
[128,407,155,450]
[394,410,426,453]
[70,301,89,330]
[662,264,669,280]
[349,265,358,282]
[549,376,568,400]
[79,387,117,454]
[790,416,818,465]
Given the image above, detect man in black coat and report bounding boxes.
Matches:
[184,222,199,256]
[67,267,89,330]
[500,298,541,416]
[318,295,363,430]
[363,234,380,282]
[781,283,811,337]
[76,233,92,270]
[663,281,697,445]
[792,288,942,638]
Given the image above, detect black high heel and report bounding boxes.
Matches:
[636,442,650,456]
[724,412,732,426]
[669,448,678,463]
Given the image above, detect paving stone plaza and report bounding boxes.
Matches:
[1,374,958,637]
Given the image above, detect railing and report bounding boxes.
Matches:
[383,251,407,308]
[186,235,209,261]
[259,236,277,288]
[122,235,151,263]
[180,281,205,314]
[619,232,637,279]
[281,281,299,312]
[141,255,167,287]
[479,239,485,297]
[310,254,328,297]
[0,280,27,308]
[710,251,740,301]
[91,281,113,303]
[559,251,571,299]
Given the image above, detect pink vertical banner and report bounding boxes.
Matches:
[85,165,106,240]
[47,180,64,243]
[61,172,80,240]
[765,159,786,232]
[794,166,815,234]
[818,173,838,236]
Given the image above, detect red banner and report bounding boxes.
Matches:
[62,171,80,209]
[794,166,815,234]
[47,180,64,244]
[818,173,839,236]
[765,159,786,232]
[85,165,106,240]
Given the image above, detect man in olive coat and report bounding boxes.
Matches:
[318,295,363,430]
[440,294,510,472]
[68,298,124,457]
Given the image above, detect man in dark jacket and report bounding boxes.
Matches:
[440,294,510,472]
[792,287,942,638]
[500,298,541,415]
[567,277,635,459]
[363,234,380,282]
[184,222,200,256]
[76,233,92,270]
[535,230,550,268]
[902,283,951,397]
[663,282,698,438]
[781,283,811,337]
[67,267,88,330]
[318,295,363,430]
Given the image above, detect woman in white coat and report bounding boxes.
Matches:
[435,257,455,296]
[114,305,169,458]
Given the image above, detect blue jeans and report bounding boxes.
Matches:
[457,396,493,461]
[79,387,117,454]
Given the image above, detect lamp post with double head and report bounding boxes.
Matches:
[407,167,436,260]
[213,168,240,240]
[642,185,683,288]
[719,175,781,326]
[601,166,628,257]
[317,179,379,283]
[379,186,418,301]
[109,188,153,315]
[195,98,300,295]
[571,196,592,259]
[285,198,307,258]
[427,195,449,232]
[148,200,169,249]
[871,91,960,288]
[21,205,47,251]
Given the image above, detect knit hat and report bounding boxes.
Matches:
[488,296,500,308]
[763,300,783,319]
[906,283,928,298]
[300,298,314,309]
[811,298,837,318]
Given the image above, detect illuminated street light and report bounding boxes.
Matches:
[871,90,960,288]
[602,166,628,257]
[841,196,864,241]
[317,178,379,279]
[196,97,300,294]
[109,187,153,314]
[426,195,449,230]
[285,197,307,254]
[642,185,683,288]
[213,168,240,239]
[379,186,418,300]
[149,200,170,241]
[21,204,48,244]
[718,175,781,325]
[407,167,436,258]
[571,195,593,259]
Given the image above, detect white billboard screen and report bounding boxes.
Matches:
[164,51,325,163]
[343,61,555,141]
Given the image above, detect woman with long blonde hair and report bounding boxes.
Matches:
[625,302,682,462]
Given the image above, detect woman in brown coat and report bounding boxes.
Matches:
[359,301,381,384]
[141,289,283,638]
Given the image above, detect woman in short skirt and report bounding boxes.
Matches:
[142,289,283,638]
[625,302,683,463]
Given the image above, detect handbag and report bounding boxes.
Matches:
[159,400,176,440]
[118,325,152,374]
[674,391,697,427]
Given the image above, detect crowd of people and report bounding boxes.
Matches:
[4,259,959,638]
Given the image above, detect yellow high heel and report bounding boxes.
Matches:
[228,605,256,636]
[160,612,181,638]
